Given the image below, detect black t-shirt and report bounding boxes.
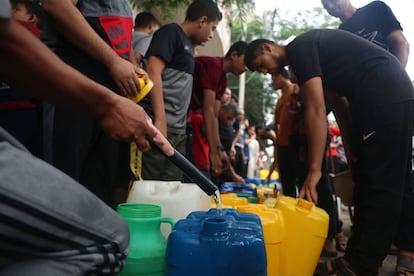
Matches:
[141,23,195,134]
[145,23,194,75]
[219,123,234,153]
[286,29,412,107]
[339,1,402,51]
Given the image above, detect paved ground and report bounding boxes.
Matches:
[319,205,396,276]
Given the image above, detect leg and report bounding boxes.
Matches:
[344,101,414,275]
[142,133,186,181]
[317,155,338,256]
[395,152,414,275]
[0,135,129,275]
[297,135,338,256]
[278,145,298,197]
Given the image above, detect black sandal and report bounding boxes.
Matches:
[396,255,414,276]
[314,257,357,276]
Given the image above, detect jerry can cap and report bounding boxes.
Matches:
[128,75,154,103]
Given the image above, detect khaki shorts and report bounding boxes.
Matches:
[141,133,187,181]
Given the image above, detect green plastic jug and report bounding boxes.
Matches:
[117,203,175,276]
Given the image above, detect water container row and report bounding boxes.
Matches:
[120,180,329,276]
[220,181,282,204]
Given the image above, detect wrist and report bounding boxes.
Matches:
[94,87,119,119]
[211,144,225,152]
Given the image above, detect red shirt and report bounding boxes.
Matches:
[0,20,40,111]
[189,56,227,171]
[190,56,227,111]
[327,125,341,157]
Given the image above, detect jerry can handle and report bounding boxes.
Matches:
[160,217,175,234]
[297,198,314,211]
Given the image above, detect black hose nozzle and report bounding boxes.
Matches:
[149,140,218,196]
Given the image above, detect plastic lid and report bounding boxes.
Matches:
[128,76,154,103]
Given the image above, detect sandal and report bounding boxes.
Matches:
[335,232,348,252]
[314,257,357,276]
[396,254,414,276]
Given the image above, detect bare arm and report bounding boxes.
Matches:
[267,145,278,181]
[298,77,327,204]
[42,0,142,96]
[268,103,279,180]
[325,93,355,168]
[230,128,242,159]
[146,55,167,137]
[0,18,155,150]
[129,48,139,67]
[134,51,143,66]
[387,29,410,68]
[203,88,224,172]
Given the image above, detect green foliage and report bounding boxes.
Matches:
[272,7,340,43]
[230,5,339,125]
[129,0,188,11]
[231,15,268,42]
[227,72,274,126]
[129,0,254,20]
[129,0,189,19]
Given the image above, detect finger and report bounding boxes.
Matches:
[312,189,319,204]
[136,67,148,79]
[131,73,141,92]
[116,81,127,97]
[212,168,221,176]
[298,187,305,199]
[306,189,312,202]
[117,80,129,97]
[308,189,317,204]
[124,78,138,97]
[135,135,150,152]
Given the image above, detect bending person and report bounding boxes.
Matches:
[245,30,414,275]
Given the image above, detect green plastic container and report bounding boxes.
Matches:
[117,203,175,276]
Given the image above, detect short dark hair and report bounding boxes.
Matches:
[221,103,238,116]
[231,93,238,103]
[255,125,264,135]
[185,0,223,22]
[225,41,248,58]
[11,0,44,28]
[134,12,158,28]
[244,39,275,71]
